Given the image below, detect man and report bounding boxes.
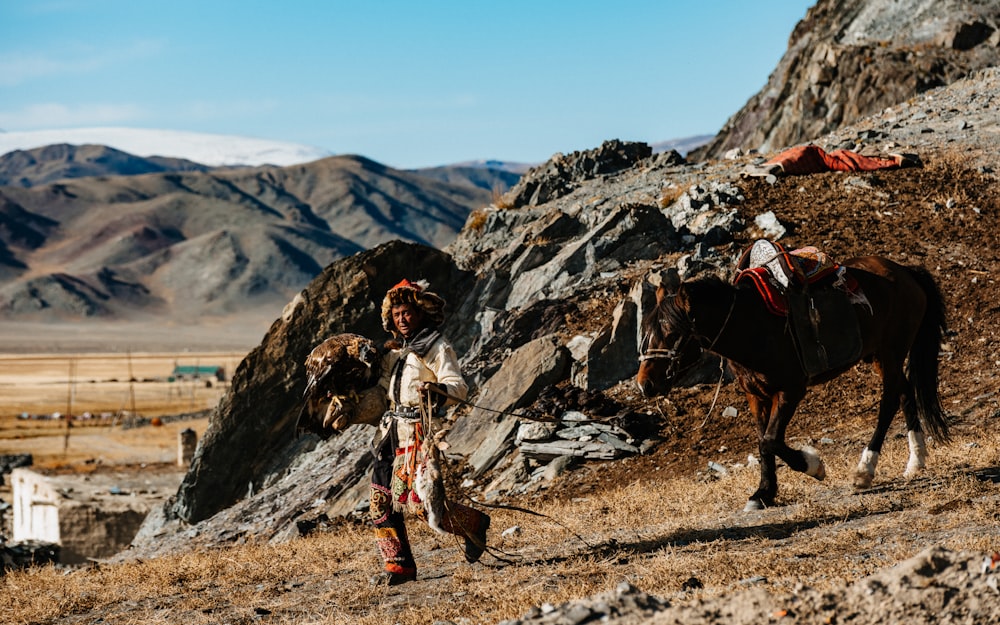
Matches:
[369,278,490,586]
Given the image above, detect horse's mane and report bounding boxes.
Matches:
[642,274,736,341]
[643,273,736,342]
[681,273,734,301]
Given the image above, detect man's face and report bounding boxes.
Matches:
[392,303,424,339]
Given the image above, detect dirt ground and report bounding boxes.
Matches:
[2,153,999,624]
[502,151,1000,623]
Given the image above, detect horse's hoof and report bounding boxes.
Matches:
[853,473,873,489]
[744,499,765,512]
[803,448,826,481]
[903,460,925,479]
[813,462,826,481]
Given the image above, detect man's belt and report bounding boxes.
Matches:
[383,407,421,423]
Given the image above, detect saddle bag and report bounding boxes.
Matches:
[787,286,863,379]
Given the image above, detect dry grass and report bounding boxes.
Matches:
[466,208,490,232]
[0,352,240,466]
[659,183,686,208]
[2,420,997,624]
[0,352,243,419]
[491,183,515,209]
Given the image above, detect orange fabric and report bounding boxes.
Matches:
[766,145,900,175]
[390,278,421,291]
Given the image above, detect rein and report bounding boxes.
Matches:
[417,388,595,564]
[422,385,619,427]
[706,289,738,351]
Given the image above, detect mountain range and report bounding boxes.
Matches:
[0,149,512,328]
[0,127,332,167]
[0,128,694,345]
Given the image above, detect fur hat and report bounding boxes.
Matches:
[381,278,446,336]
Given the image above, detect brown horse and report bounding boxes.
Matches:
[637,256,950,511]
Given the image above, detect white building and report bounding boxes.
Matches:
[11,467,184,564]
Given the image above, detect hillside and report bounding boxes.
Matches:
[4,1,1000,623]
[0,154,492,338]
[695,0,1000,159]
[0,143,213,188]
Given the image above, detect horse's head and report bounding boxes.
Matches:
[636,273,702,397]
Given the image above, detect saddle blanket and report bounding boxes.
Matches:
[735,244,866,316]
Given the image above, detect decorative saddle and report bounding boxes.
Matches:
[734,240,857,315]
[734,240,869,378]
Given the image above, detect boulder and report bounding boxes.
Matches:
[447,334,571,478]
[694,0,1000,159]
[154,240,471,527]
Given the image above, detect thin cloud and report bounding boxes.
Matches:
[0,39,165,87]
[0,102,145,130]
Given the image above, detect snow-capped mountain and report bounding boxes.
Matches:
[0,127,332,167]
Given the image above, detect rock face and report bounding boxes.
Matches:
[695,0,1000,159]
[168,241,473,525]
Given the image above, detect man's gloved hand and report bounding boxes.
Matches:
[419,382,447,411]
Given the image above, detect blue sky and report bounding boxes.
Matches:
[0,1,814,169]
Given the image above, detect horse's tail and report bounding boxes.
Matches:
[905,266,951,444]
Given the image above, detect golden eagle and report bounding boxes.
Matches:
[296,333,382,438]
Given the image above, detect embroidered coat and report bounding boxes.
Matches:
[377,334,468,448]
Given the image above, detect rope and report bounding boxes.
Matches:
[418,385,599,563]
[696,358,728,430]
[463,495,595,550]
[421,384,621,427]
[418,387,520,564]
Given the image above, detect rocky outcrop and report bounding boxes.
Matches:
[502,140,669,208]
[167,241,473,525]
[695,0,1000,159]
[121,14,1000,561]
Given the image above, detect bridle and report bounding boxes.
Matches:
[638,330,687,362]
[638,285,738,384]
[638,323,695,385]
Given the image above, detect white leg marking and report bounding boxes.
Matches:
[744,499,765,512]
[854,447,879,489]
[904,430,927,478]
[802,446,826,481]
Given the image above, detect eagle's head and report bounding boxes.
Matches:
[355,339,376,367]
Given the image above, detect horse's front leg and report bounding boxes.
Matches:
[746,389,809,511]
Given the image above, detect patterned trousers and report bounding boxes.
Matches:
[370,433,488,576]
